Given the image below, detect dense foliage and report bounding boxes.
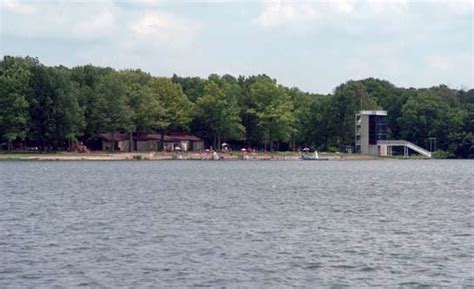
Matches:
[1,56,472,158]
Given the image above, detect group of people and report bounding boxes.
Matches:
[68,142,89,153]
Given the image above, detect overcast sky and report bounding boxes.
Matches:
[1,0,473,94]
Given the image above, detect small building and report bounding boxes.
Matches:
[97,132,204,152]
[164,132,205,152]
[97,133,130,151]
[134,133,161,151]
[355,110,388,156]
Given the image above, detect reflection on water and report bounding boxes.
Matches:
[0,160,473,287]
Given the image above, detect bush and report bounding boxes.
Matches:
[327,146,338,153]
[133,155,143,160]
[431,150,453,159]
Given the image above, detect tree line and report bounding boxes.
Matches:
[0,55,472,158]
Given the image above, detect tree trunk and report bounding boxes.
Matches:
[268,129,273,152]
[217,134,221,151]
[160,130,165,152]
[324,134,328,151]
[111,132,115,152]
[7,141,12,153]
[129,132,133,152]
[212,135,217,151]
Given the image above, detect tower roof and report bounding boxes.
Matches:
[358,110,387,116]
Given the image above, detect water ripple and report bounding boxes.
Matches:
[0,160,473,287]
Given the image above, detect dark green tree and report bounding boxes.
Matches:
[171,74,206,102]
[95,73,134,151]
[247,75,296,151]
[70,65,114,142]
[331,81,380,147]
[0,57,31,151]
[193,79,245,149]
[148,77,193,150]
[305,95,335,150]
[27,65,82,151]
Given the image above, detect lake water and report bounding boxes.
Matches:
[0,160,473,287]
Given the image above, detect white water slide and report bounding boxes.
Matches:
[377,140,432,158]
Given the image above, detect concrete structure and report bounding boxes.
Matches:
[355,110,431,158]
[377,140,432,158]
[355,110,388,155]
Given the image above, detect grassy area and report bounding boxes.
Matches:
[0,152,48,160]
[0,151,117,160]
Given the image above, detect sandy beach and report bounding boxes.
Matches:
[0,152,379,161]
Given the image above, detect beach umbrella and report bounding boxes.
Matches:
[302,147,310,152]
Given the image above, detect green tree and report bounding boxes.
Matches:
[0,56,31,151]
[453,89,474,158]
[118,70,163,135]
[286,87,317,150]
[359,78,406,139]
[148,77,193,150]
[193,80,245,149]
[331,81,380,147]
[129,84,165,133]
[398,90,462,153]
[305,95,335,150]
[28,65,82,151]
[247,75,296,151]
[70,65,114,141]
[95,73,134,151]
[171,74,206,102]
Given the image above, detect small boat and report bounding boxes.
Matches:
[301,150,329,161]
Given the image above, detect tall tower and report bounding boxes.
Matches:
[355,110,388,155]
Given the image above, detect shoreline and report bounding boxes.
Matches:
[0,152,383,161]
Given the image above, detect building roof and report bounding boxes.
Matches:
[97,133,129,142]
[97,132,203,142]
[166,132,203,142]
[133,133,162,141]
